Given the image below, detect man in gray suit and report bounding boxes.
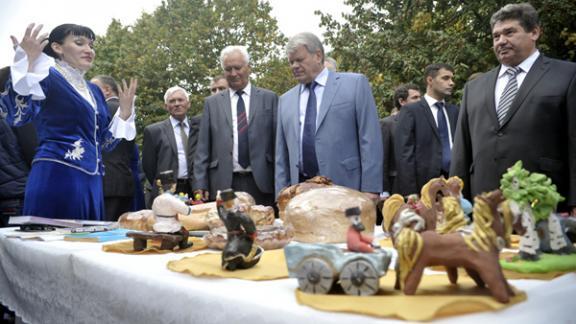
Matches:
[142,86,201,203]
[395,64,459,196]
[193,46,278,206]
[450,3,576,215]
[275,32,383,199]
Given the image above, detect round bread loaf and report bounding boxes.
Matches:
[284,186,376,243]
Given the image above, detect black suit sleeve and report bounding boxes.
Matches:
[142,126,157,186]
[380,119,392,192]
[394,108,418,195]
[450,82,473,200]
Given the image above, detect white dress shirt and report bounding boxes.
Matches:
[169,116,189,179]
[229,83,252,172]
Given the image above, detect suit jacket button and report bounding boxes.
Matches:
[497,132,503,137]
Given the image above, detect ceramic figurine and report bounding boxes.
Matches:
[383,190,515,303]
[217,189,263,270]
[345,207,375,253]
[501,161,575,260]
[127,170,192,251]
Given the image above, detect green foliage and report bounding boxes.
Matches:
[318,0,576,117]
[500,161,564,222]
[89,0,289,143]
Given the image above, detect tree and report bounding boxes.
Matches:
[89,0,292,140]
[318,0,576,117]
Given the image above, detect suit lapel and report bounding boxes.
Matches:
[220,91,233,130]
[421,99,440,140]
[447,105,458,137]
[162,119,178,156]
[248,85,259,125]
[482,68,501,127]
[316,71,340,131]
[500,55,548,128]
[286,85,301,144]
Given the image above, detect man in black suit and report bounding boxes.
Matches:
[142,86,201,203]
[92,75,136,221]
[380,83,421,194]
[451,3,576,214]
[395,64,459,196]
[193,46,278,206]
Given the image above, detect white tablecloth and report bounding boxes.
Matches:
[0,227,574,324]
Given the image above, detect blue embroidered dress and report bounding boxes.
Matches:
[0,48,136,220]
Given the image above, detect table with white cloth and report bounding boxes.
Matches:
[0,227,574,324]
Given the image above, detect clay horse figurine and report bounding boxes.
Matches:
[345,207,375,253]
[217,189,263,270]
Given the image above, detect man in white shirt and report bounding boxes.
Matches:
[193,46,278,206]
[450,3,576,215]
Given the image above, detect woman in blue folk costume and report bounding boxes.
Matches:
[0,23,138,220]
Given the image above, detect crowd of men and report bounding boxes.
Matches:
[0,2,574,226]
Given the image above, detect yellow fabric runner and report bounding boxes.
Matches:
[102,237,206,254]
[296,273,526,321]
[167,248,288,280]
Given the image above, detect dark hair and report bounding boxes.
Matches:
[393,83,420,109]
[92,75,119,95]
[490,3,540,32]
[424,63,454,82]
[43,24,96,59]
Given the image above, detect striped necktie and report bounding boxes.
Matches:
[496,66,521,125]
[236,90,249,168]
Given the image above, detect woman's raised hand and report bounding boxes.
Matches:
[11,23,49,69]
[118,78,138,120]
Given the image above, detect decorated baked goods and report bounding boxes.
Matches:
[117,210,156,232]
[204,224,293,250]
[277,176,333,220]
[283,186,376,243]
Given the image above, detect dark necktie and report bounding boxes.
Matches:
[179,121,188,155]
[236,90,249,168]
[496,66,521,125]
[302,81,319,177]
[435,102,451,173]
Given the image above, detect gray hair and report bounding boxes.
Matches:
[220,46,250,69]
[286,32,324,62]
[490,3,540,32]
[163,86,189,103]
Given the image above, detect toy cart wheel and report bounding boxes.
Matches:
[296,257,335,294]
[339,259,380,296]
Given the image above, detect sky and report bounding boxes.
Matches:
[0,0,350,67]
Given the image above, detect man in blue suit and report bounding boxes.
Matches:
[275,32,383,199]
[395,64,459,196]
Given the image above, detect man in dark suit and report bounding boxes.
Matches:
[142,86,201,204]
[91,75,136,221]
[380,84,421,194]
[395,64,458,196]
[193,46,278,206]
[451,3,576,215]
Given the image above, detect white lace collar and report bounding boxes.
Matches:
[54,60,95,107]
